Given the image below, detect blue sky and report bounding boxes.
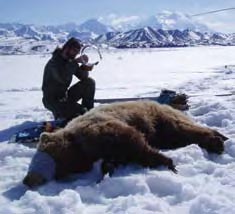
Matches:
[0,0,234,32]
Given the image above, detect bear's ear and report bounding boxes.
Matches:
[40,132,51,144]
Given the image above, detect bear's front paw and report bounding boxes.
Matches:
[23,172,46,188]
[213,130,228,141]
[209,136,225,154]
[202,136,225,154]
[101,160,117,177]
[166,158,178,174]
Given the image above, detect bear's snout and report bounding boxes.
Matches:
[23,172,46,188]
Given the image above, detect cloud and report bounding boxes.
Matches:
[194,12,235,33]
[98,14,142,31]
[99,14,141,25]
[98,11,235,33]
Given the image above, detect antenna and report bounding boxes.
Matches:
[192,7,235,17]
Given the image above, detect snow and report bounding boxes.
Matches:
[0,46,235,213]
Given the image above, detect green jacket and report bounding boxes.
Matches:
[42,48,88,101]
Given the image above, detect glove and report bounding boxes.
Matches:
[80,64,94,72]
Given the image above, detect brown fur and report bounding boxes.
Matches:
[24,101,227,186]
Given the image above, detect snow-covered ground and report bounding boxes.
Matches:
[0,46,235,214]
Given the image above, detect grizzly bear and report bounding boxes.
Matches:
[23,101,227,188]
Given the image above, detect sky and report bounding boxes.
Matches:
[0,0,234,32]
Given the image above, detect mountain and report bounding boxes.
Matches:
[0,12,234,54]
[0,28,15,37]
[65,19,115,41]
[96,28,235,48]
[0,23,23,31]
[14,25,39,38]
[67,30,93,42]
[78,19,114,36]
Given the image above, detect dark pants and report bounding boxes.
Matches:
[43,78,95,120]
[67,77,95,110]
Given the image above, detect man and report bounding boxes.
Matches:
[42,37,95,120]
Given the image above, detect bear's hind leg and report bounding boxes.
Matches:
[97,120,177,174]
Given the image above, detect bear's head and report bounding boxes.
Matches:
[23,149,56,188]
[23,131,68,188]
[23,131,94,188]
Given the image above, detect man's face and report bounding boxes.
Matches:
[65,46,81,60]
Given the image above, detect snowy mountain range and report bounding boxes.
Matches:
[96,27,235,48]
[0,12,234,54]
